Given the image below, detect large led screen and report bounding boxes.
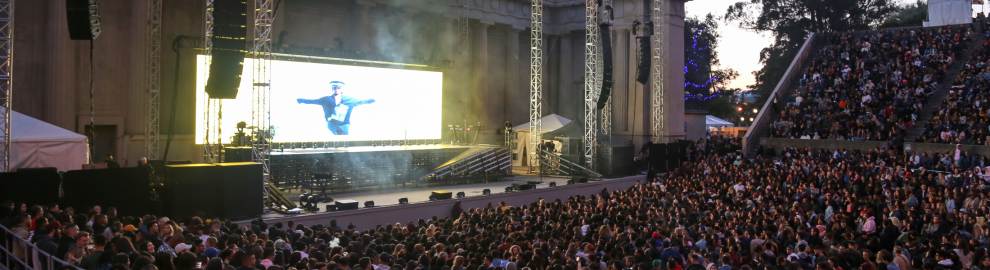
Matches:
[195,55,443,143]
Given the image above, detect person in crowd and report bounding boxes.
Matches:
[773,25,970,141]
[3,136,990,270]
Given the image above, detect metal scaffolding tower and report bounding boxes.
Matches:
[202,0,223,163]
[649,0,665,143]
[252,0,273,178]
[0,0,12,171]
[145,0,162,160]
[582,0,600,169]
[528,0,543,172]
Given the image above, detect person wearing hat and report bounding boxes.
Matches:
[297,80,376,135]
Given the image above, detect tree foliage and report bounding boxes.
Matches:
[882,1,928,28]
[725,0,898,99]
[684,14,739,114]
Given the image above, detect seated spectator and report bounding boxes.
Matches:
[773,25,970,141]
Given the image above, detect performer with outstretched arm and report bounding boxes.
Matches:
[297,81,375,135]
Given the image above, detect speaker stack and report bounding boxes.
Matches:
[66,0,102,40]
[206,0,248,99]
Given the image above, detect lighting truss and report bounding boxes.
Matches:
[0,0,12,171]
[252,0,274,178]
[202,0,222,163]
[529,0,544,172]
[582,0,599,169]
[145,0,162,160]
[650,0,665,143]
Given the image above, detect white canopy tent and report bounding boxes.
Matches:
[511,114,572,167]
[706,115,734,129]
[1,107,89,171]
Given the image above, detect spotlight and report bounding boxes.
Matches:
[399,198,409,204]
[482,189,491,196]
[456,192,465,199]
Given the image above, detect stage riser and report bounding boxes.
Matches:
[270,148,469,188]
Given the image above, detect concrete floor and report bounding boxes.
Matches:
[267,174,569,218]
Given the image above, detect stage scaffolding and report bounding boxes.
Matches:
[145,0,162,160]
[201,0,223,163]
[528,0,543,173]
[649,0,665,143]
[0,0,11,171]
[582,0,600,170]
[252,0,274,179]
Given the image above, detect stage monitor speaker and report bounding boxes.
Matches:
[335,199,359,211]
[364,201,375,208]
[398,198,409,204]
[456,191,466,199]
[430,190,452,200]
[66,0,102,40]
[482,189,491,196]
[517,183,536,191]
[597,23,614,109]
[205,0,247,99]
[164,162,263,219]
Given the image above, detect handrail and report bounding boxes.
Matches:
[0,223,83,270]
[539,149,602,178]
[742,33,817,155]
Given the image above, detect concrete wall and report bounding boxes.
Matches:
[11,0,686,165]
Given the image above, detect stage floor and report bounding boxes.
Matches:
[265,174,568,219]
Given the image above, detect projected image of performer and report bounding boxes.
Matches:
[296,81,376,135]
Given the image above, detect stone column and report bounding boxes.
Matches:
[505,26,522,124]
[663,0,686,141]
[473,21,491,129]
[557,32,574,119]
[614,27,630,134]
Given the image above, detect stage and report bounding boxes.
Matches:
[255,174,646,229]
[267,144,511,192]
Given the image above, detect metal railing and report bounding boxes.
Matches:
[423,147,511,181]
[742,33,817,155]
[0,223,82,270]
[538,149,602,178]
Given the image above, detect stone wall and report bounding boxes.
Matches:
[11,0,686,165]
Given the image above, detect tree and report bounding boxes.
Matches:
[684,14,739,115]
[725,0,898,101]
[882,1,928,28]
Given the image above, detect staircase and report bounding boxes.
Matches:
[538,149,602,178]
[906,27,986,141]
[421,146,511,182]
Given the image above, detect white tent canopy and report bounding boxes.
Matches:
[512,114,573,134]
[511,114,573,167]
[706,115,734,128]
[1,107,89,171]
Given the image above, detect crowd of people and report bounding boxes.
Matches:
[918,37,990,145]
[2,136,990,270]
[772,25,970,141]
